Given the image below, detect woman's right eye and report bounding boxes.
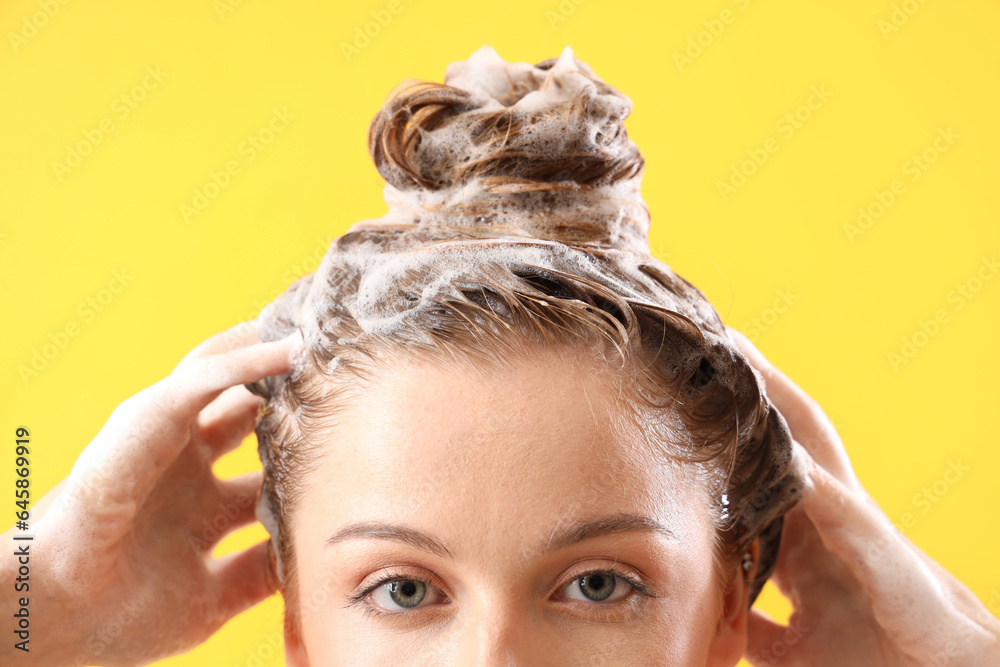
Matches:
[368,578,444,611]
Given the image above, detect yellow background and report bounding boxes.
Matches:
[2,0,998,664]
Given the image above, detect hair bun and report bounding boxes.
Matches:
[362,45,650,253]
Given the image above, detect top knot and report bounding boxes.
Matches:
[360,46,651,253]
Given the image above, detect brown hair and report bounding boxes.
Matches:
[247,46,802,633]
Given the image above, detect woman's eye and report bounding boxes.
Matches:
[562,572,632,603]
[369,578,441,611]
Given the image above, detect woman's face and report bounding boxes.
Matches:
[284,346,749,666]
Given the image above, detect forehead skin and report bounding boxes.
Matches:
[289,346,726,665]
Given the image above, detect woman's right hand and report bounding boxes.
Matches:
[1,323,301,667]
[727,327,1000,667]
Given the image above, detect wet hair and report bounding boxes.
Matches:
[246,46,804,633]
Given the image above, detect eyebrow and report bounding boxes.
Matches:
[325,513,674,559]
[543,513,676,552]
[326,522,453,558]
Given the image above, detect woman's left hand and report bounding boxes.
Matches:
[727,327,1000,667]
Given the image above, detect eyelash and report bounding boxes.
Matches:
[346,570,437,617]
[564,565,658,602]
[345,565,657,619]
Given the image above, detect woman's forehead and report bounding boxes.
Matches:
[294,353,712,554]
[323,349,641,472]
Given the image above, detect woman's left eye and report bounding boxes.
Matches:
[562,572,633,603]
[369,578,444,611]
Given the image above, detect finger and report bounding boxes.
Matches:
[170,331,303,420]
[63,334,298,534]
[726,327,859,489]
[797,442,964,650]
[178,320,261,365]
[197,385,263,459]
[205,471,265,540]
[770,502,833,587]
[185,471,264,553]
[209,540,277,620]
[745,608,790,666]
[763,507,804,599]
[216,470,264,516]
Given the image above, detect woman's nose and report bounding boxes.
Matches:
[449,598,535,667]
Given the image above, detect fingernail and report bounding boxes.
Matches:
[288,331,306,365]
[264,541,280,592]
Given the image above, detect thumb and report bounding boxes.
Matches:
[211,540,278,621]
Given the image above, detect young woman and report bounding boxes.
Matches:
[3,47,996,666]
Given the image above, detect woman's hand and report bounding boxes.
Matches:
[1,323,301,667]
[726,327,1000,667]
